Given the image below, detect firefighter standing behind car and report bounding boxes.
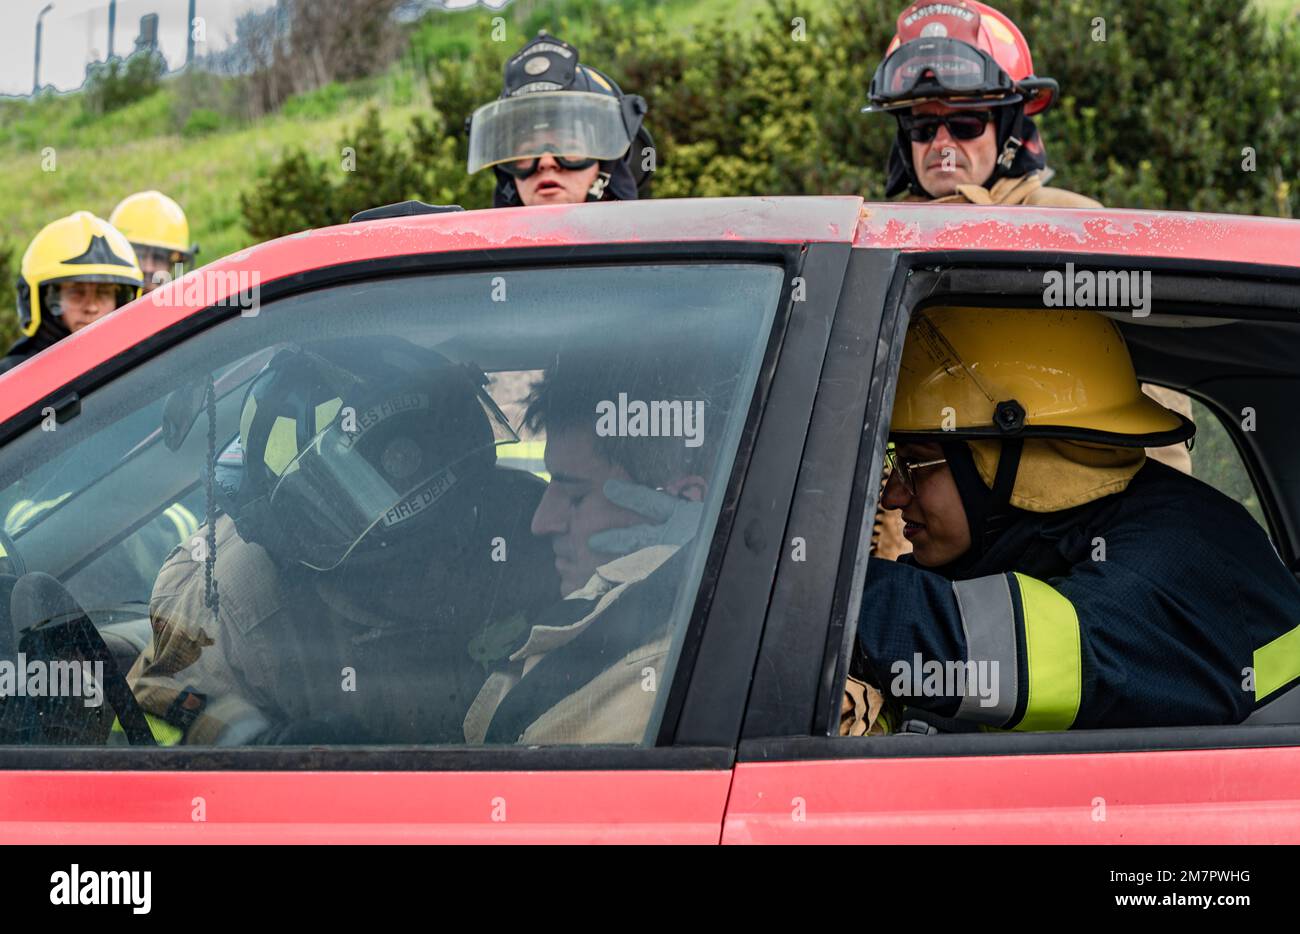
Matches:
[466,33,653,207]
[0,211,143,375]
[861,0,1190,567]
[109,190,199,294]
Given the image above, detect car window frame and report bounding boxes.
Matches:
[0,238,848,771]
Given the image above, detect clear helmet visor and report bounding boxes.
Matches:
[867,38,1014,112]
[267,382,519,571]
[467,91,633,174]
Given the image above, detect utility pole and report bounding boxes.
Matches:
[186,0,197,66]
[107,0,117,60]
[34,4,54,94]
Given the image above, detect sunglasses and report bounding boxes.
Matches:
[499,153,599,179]
[886,447,947,495]
[898,110,993,143]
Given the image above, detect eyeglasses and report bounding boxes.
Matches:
[886,447,947,495]
[499,152,598,179]
[898,110,993,143]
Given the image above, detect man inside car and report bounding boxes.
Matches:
[463,349,717,744]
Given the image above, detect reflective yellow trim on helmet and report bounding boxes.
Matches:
[264,415,300,476]
[1011,573,1082,731]
[1254,622,1300,703]
[315,398,343,430]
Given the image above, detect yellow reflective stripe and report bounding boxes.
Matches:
[1011,573,1082,731]
[5,493,73,532]
[497,440,546,459]
[497,439,549,480]
[171,503,198,537]
[1255,622,1300,702]
[161,504,198,544]
[5,499,33,530]
[110,714,183,746]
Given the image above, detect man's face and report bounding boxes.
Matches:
[135,247,176,294]
[57,280,125,332]
[530,426,647,595]
[880,441,971,567]
[909,101,998,198]
[530,429,655,595]
[515,153,601,205]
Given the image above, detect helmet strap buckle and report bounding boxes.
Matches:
[997,135,1023,170]
[587,171,611,201]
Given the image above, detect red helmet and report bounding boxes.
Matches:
[866,1,1056,116]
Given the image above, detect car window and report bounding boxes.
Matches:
[1183,394,1270,533]
[0,262,783,749]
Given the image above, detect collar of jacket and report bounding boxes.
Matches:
[903,168,1056,205]
[509,544,680,661]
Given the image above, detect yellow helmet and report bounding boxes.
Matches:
[891,307,1193,446]
[16,212,144,338]
[109,190,197,261]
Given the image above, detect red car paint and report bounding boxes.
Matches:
[2,197,1298,844]
[1,770,731,844]
[723,747,1300,844]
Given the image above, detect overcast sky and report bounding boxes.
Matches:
[0,1,518,98]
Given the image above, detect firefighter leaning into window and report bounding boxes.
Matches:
[0,211,143,376]
[109,190,199,295]
[850,307,1300,733]
[466,33,652,207]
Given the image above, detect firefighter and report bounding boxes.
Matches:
[852,307,1300,732]
[466,33,653,207]
[127,338,558,744]
[862,0,1188,564]
[863,0,1099,208]
[109,190,199,294]
[1,212,143,375]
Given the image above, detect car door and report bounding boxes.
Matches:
[0,230,858,843]
[725,238,1300,844]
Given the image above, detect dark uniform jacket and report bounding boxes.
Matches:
[855,461,1300,730]
[0,327,64,376]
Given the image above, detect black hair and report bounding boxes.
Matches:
[521,349,722,488]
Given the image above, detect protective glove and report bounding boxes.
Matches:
[587,478,704,556]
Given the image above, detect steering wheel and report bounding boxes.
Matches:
[11,572,156,746]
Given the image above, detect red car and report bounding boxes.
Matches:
[0,196,1297,843]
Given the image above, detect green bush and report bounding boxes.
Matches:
[0,237,16,350]
[241,0,1300,241]
[181,108,223,138]
[83,50,168,118]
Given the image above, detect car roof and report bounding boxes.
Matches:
[3,196,1299,425]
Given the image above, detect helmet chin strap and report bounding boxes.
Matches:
[586,171,611,201]
[996,134,1023,170]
